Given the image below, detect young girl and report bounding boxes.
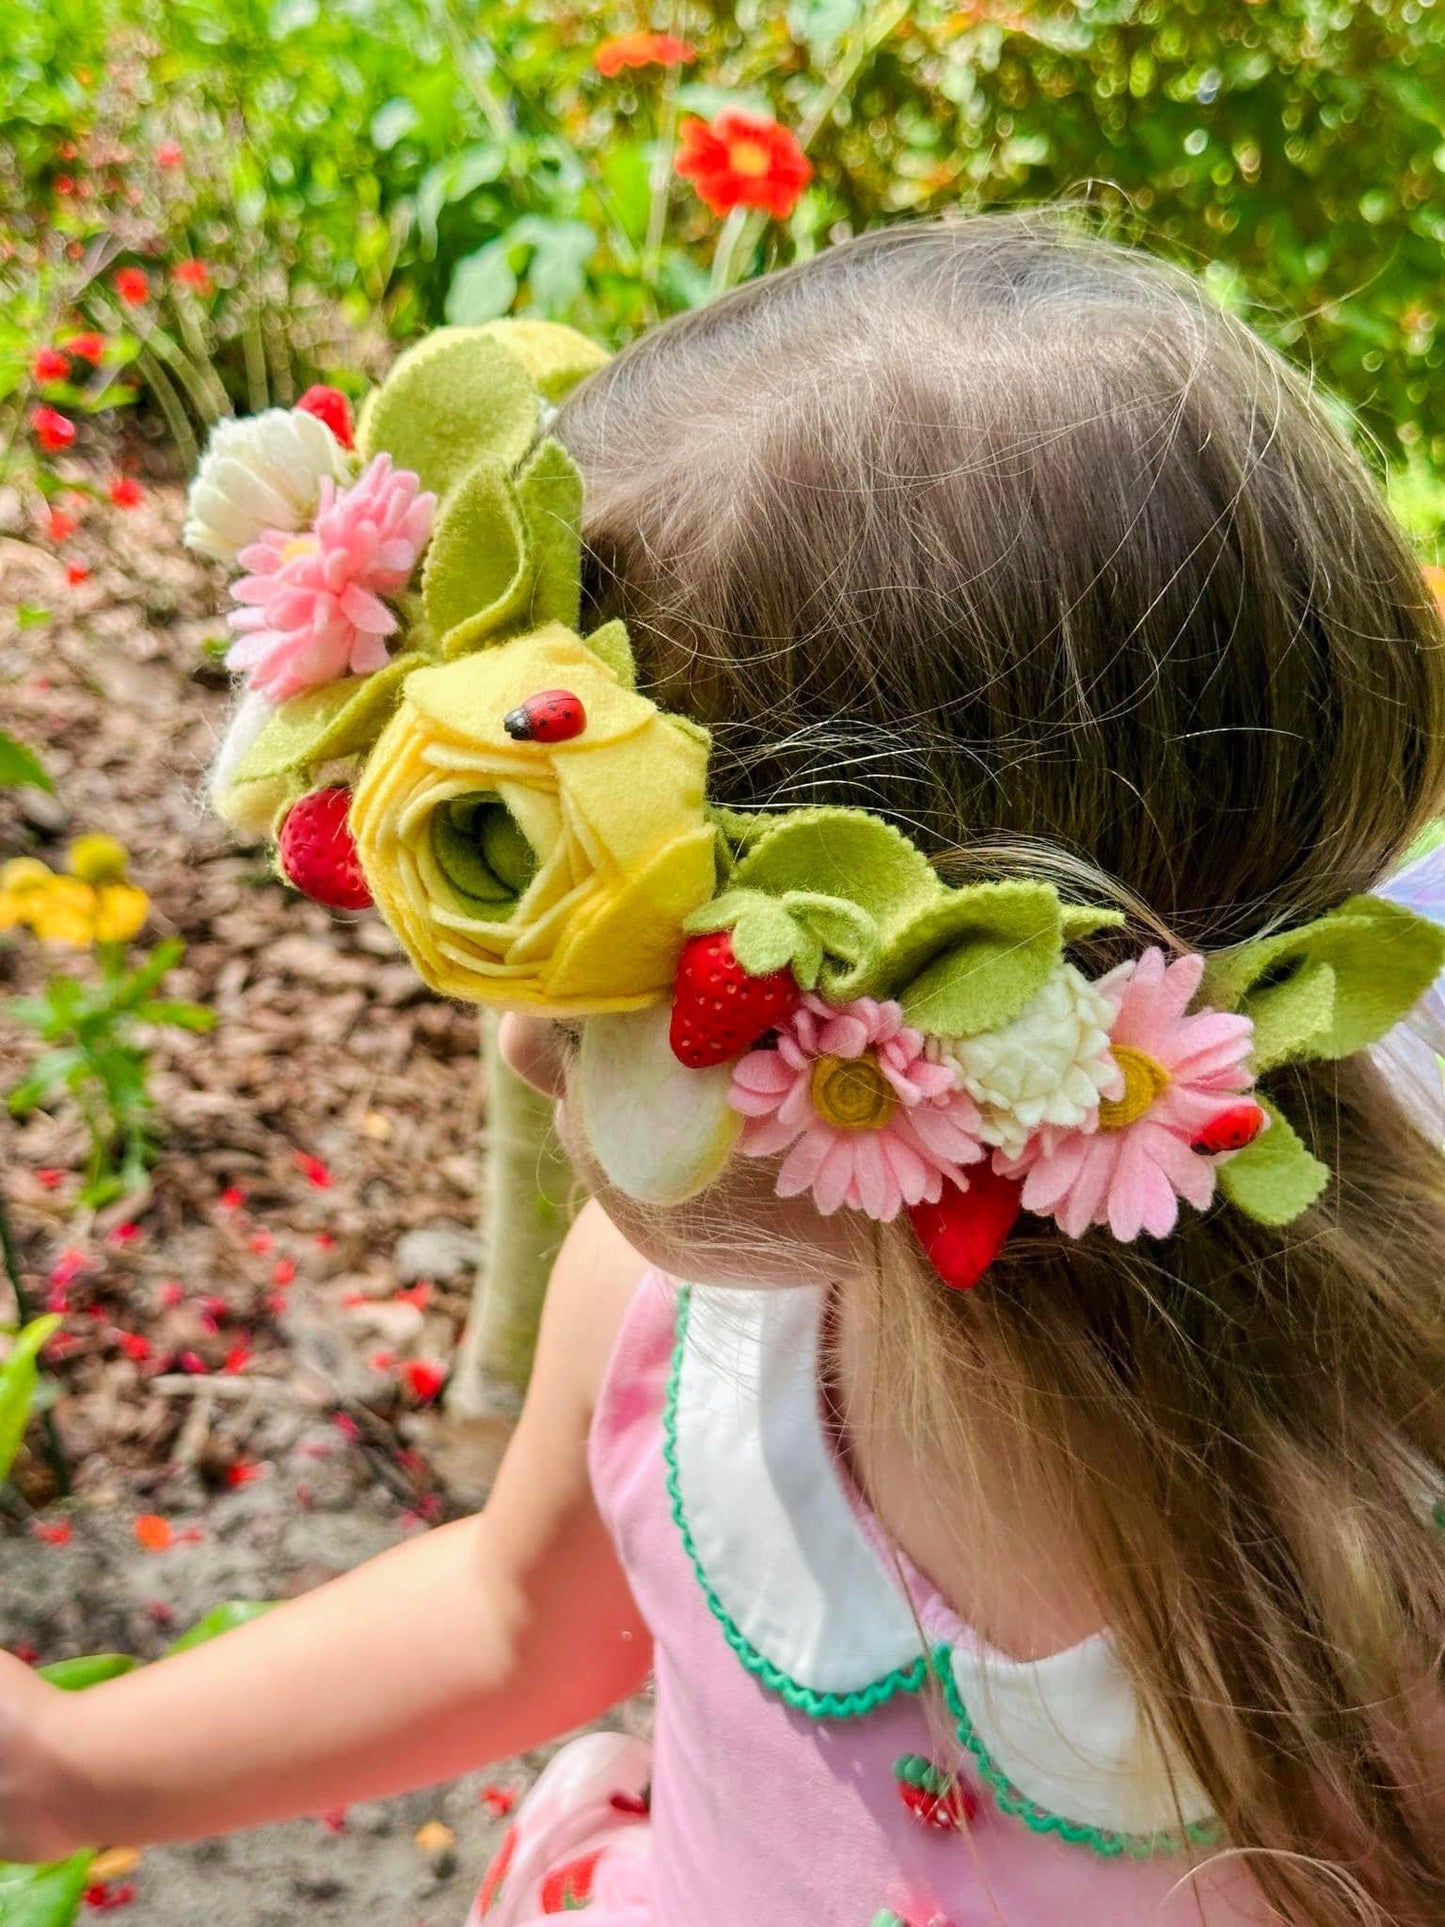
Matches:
[4,215,1445,1927]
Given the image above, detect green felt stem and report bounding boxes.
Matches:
[447,1015,576,1413]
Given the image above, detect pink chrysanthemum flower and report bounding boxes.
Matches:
[1001,949,1256,1242]
[729,993,985,1222]
[225,453,435,701]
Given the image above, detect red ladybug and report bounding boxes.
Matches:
[503,689,586,743]
[1190,1101,1267,1157]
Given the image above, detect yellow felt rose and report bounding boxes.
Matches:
[349,624,718,1015]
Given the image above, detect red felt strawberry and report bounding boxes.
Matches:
[277,787,372,911]
[295,383,354,449]
[503,689,587,743]
[540,1848,604,1913]
[908,1166,1023,1292]
[1189,1101,1267,1157]
[668,929,801,1069]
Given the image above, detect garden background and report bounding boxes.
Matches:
[2,2,1444,1923]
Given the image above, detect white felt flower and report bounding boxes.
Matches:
[934,963,1121,1158]
[183,408,352,563]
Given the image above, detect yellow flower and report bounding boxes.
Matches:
[67,833,131,885]
[0,849,148,946]
[350,624,718,1015]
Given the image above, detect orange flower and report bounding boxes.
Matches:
[675,108,812,220]
[65,333,106,363]
[31,404,76,452]
[174,258,212,294]
[109,475,143,509]
[595,31,695,76]
[133,1514,173,1552]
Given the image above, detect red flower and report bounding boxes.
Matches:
[480,1783,518,1817]
[368,1348,397,1373]
[108,475,143,509]
[272,1257,296,1287]
[32,404,76,452]
[402,1359,447,1403]
[83,1882,137,1910]
[675,108,812,219]
[157,1280,184,1307]
[66,563,90,586]
[222,1341,251,1375]
[293,1149,333,1188]
[106,1221,142,1246]
[178,1349,209,1375]
[65,333,106,364]
[45,509,77,543]
[314,1231,336,1251]
[35,1166,66,1189]
[393,1282,431,1310]
[595,31,695,76]
[114,267,149,307]
[117,1332,152,1363]
[32,1519,73,1546]
[225,1460,265,1486]
[156,139,184,168]
[32,345,70,383]
[54,175,76,196]
[173,258,212,294]
[248,1229,275,1255]
[218,1185,247,1212]
[49,1248,94,1289]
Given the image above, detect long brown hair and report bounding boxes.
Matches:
[559,213,1445,1924]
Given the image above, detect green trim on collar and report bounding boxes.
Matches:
[936,1646,1222,1862]
[664,1284,1220,1860]
[663,1285,929,1720]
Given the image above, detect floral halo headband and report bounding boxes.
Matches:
[194,323,1445,1290]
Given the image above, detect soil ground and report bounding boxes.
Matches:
[0,477,607,1922]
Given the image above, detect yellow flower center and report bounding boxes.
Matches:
[810,1053,898,1131]
[727,138,772,177]
[1097,1044,1171,1130]
[281,534,319,563]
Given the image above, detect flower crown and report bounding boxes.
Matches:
[193,324,1445,1289]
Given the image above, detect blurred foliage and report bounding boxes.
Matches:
[0,0,1442,492]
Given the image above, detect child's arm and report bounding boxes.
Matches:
[0,1200,652,1859]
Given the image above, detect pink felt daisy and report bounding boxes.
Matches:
[729,993,985,1222]
[225,453,435,700]
[1001,949,1256,1241]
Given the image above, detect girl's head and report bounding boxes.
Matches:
[530,214,1445,1923]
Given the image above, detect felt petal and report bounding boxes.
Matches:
[730,1050,796,1098]
[738,1111,805,1156]
[776,1127,833,1201]
[1146,1125,1217,1213]
[1057,1137,1119,1236]
[1019,1134,1091,1214]
[811,1135,857,1216]
[877,1130,931,1205]
[851,1129,898,1221]
[817,1011,870,1058]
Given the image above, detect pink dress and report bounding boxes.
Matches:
[471,1274,1271,1926]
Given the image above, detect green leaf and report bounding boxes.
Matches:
[1218,1098,1331,1226]
[730,809,942,942]
[356,330,539,499]
[421,459,531,652]
[38,1654,137,1692]
[1061,904,1126,941]
[1203,895,1445,1067]
[414,144,506,256]
[584,619,636,689]
[445,239,519,326]
[165,1600,275,1654]
[7,1050,86,1114]
[893,881,1064,1037]
[0,1851,95,1927]
[135,1000,217,1033]
[15,606,52,631]
[517,437,583,630]
[0,729,52,792]
[231,660,418,790]
[0,1316,61,1483]
[369,95,419,151]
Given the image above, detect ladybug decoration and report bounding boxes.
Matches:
[503,689,587,744]
[1190,1101,1267,1158]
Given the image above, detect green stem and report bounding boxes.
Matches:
[709,206,751,296]
[0,1186,71,1498]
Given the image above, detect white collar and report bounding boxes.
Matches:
[666,1281,1215,1849]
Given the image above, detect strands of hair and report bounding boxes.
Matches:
[559,212,1445,1925]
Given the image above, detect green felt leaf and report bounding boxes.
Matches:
[231,659,419,787]
[1204,895,1445,1064]
[357,329,539,499]
[892,881,1063,1036]
[518,437,583,630]
[584,619,636,689]
[686,884,879,990]
[1061,904,1126,941]
[1218,1098,1331,1225]
[476,318,610,401]
[729,895,809,976]
[731,810,942,945]
[786,892,879,991]
[421,459,530,653]
[0,1851,95,1927]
